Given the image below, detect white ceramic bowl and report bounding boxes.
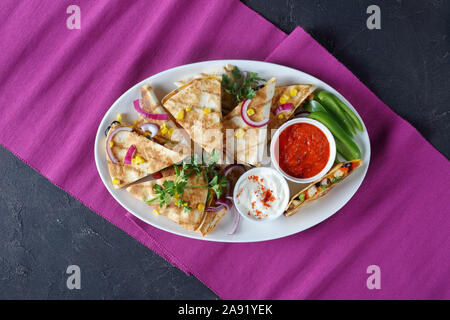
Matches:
[95,59,370,242]
[233,167,290,222]
[270,118,336,184]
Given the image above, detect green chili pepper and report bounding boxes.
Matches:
[330,93,364,132]
[315,91,355,136]
[335,139,356,161]
[305,100,353,161]
[308,111,362,160]
[303,100,328,113]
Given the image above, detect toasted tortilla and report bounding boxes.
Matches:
[172,65,235,116]
[139,84,191,155]
[222,78,276,165]
[269,84,316,132]
[127,174,208,231]
[162,77,223,154]
[150,164,228,236]
[106,124,185,189]
[285,160,362,217]
[197,206,227,236]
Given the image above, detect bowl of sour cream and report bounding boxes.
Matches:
[233,167,290,222]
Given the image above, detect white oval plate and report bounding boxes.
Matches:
[94,60,371,243]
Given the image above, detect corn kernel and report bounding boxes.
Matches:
[290,88,298,97]
[134,120,139,126]
[153,209,160,215]
[235,128,246,139]
[278,114,285,119]
[203,108,211,114]
[197,203,205,211]
[109,141,114,148]
[185,106,192,112]
[134,155,145,165]
[160,124,168,135]
[112,178,120,185]
[176,110,185,120]
[117,113,122,122]
[246,108,255,116]
[279,94,290,104]
[167,128,174,136]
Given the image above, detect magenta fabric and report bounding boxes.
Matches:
[0,0,449,299]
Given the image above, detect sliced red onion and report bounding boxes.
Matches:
[216,197,233,211]
[227,206,240,235]
[106,126,133,163]
[220,164,246,176]
[295,111,311,118]
[241,99,269,128]
[206,204,225,212]
[133,99,169,121]
[140,123,159,137]
[225,179,232,197]
[274,103,294,117]
[124,145,136,164]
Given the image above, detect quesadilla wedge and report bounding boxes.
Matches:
[138,84,191,155]
[162,77,223,154]
[106,124,185,189]
[172,65,239,116]
[127,174,208,232]
[222,78,276,165]
[285,159,362,217]
[269,84,316,132]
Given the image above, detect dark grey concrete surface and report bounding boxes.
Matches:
[0,0,448,299]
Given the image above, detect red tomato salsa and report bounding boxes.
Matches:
[278,123,330,179]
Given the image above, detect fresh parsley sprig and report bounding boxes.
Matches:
[221,66,265,103]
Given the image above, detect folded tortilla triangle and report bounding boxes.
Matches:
[285,159,362,216]
[127,174,208,232]
[223,77,276,165]
[162,77,223,154]
[106,125,185,189]
[139,84,190,155]
[269,84,316,131]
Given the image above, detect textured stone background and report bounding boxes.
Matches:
[0,0,448,299]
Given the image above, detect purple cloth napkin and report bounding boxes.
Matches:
[1,0,449,299]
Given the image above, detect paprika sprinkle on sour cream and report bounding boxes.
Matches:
[278,123,330,179]
[234,168,288,220]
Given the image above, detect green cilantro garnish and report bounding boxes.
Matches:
[145,151,227,212]
[222,66,265,104]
